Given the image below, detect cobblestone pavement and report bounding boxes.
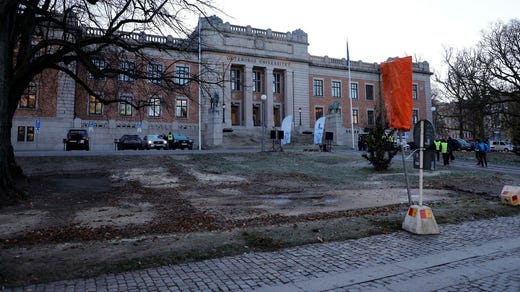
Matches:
[9,215,520,292]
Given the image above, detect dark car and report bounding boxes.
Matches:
[172,134,194,150]
[64,129,89,151]
[117,134,143,150]
[142,134,167,150]
[454,138,473,151]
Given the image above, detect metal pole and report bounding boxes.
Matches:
[197,18,202,150]
[347,41,355,149]
[222,104,225,123]
[261,100,265,152]
[419,121,425,206]
[400,131,412,205]
[261,95,267,152]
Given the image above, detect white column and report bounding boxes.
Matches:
[284,70,293,125]
[222,66,231,126]
[265,67,274,128]
[244,65,253,127]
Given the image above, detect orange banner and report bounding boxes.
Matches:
[380,56,413,131]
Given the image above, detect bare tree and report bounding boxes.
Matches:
[479,20,520,103]
[436,19,520,143]
[0,0,219,205]
[436,47,493,139]
[478,19,520,143]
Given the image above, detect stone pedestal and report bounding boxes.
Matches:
[402,205,440,235]
[325,113,345,146]
[204,111,223,147]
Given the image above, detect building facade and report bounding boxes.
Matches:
[12,16,433,151]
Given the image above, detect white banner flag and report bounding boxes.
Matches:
[314,117,326,145]
[280,115,293,146]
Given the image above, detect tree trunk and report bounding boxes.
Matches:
[0,88,24,205]
[0,2,25,206]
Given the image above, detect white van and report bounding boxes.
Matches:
[490,141,513,152]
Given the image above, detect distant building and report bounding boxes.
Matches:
[13,16,433,151]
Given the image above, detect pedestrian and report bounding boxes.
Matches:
[167,131,174,150]
[447,137,456,161]
[477,139,488,167]
[441,139,450,166]
[434,138,441,161]
[474,140,481,164]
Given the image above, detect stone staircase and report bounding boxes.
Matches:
[221,128,318,150]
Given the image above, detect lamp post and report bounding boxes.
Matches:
[261,94,267,152]
[298,107,302,126]
[222,103,226,123]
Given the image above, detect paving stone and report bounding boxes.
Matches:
[6,215,520,291]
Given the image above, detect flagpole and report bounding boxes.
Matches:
[347,41,355,149]
[197,17,202,150]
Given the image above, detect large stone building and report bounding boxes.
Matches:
[12,16,433,151]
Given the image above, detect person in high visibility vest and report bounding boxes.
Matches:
[433,139,441,161]
[167,132,174,150]
[440,139,449,166]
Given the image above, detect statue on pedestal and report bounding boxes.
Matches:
[328,100,340,113]
[210,92,219,112]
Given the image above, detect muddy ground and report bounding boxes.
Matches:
[1,151,520,288]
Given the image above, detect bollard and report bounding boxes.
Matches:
[500,185,520,206]
[402,205,439,235]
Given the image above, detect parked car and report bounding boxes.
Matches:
[117,134,143,150]
[454,138,473,151]
[142,134,168,150]
[172,134,194,150]
[490,140,513,152]
[64,129,89,151]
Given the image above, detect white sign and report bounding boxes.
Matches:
[280,115,293,146]
[313,117,326,144]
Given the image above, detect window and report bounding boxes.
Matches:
[332,81,342,98]
[89,94,103,115]
[175,65,190,85]
[352,109,359,124]
[19,82,37,109]
[17,126,34,142]
[17,126,25,142]
[313,79,324,96]
[367,109,375,126]
[231,68,241,91]
[118,94,133,116]
[350,82,358,99]
[412,109,419,124]
[315,107,324,120]
[148,63,163,84]
[176,99,188,118]
[26,126,34,142]
[365,84,374,100]
[253,70,263,92]
[148,95,161,117]
[412,84,418,100]
[88,58,105,79]
[119,61,135,82]
[273,72,282,94]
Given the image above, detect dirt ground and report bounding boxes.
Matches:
[1,151,520,288]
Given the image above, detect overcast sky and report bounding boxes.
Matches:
[212,0,519,75]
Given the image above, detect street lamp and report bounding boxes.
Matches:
[298,107,302,126]
[222,103,226,123]
[261,94,267,152]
